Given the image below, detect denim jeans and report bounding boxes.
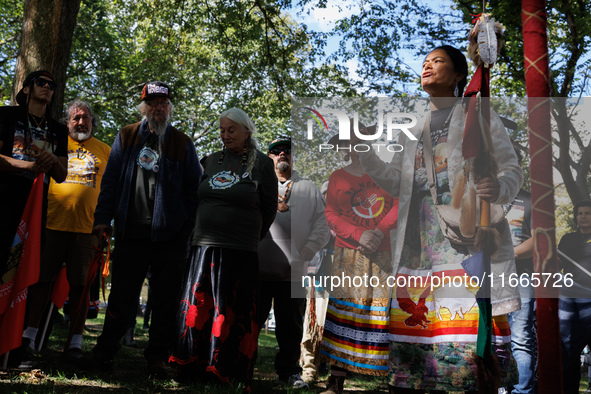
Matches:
[559,297,591,394]
[508,282,536,393]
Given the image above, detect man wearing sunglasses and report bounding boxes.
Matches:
[0,70,68,346]
[91,81,201,378]
[257,137,330,389]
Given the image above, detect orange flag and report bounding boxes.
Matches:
[0,174,44,356]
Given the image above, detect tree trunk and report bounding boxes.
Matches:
[10,0,81,120]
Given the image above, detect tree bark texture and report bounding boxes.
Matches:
[10,0,81,120]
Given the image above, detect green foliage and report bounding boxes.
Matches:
[1,0,589,201]
[310,0,468,95]
[62,0,358,159]
[303,0,590,202]
[0,0,23,102]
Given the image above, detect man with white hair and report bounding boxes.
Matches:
[20,100,110,363]
[91,82,201,377]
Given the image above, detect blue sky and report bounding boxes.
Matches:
[287,0,460,94]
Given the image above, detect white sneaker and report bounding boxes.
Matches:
[283,374,309,389]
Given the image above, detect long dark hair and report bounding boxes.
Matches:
[21,76,57,153]
[431,45,468,96]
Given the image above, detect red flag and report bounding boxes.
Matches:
[50,266,70,309]
[462,64,491,159]
[0,174,44,356]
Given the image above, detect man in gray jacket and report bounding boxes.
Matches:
[257,137,330,389]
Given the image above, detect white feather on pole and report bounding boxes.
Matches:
[477,15,498,66]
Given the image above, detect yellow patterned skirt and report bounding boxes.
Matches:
[319,247,391,376]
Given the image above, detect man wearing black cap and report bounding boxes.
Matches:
[0,70,68,282]
[257,137,330,389]
[91,82,201,377]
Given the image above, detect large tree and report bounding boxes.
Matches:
[65,0,357,156]
[11,0,82,119]
[1,0,357,158]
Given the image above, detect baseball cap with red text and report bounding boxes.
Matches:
[141,81,171,102]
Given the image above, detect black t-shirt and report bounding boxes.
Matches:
[559,231,591,290]
[0,105,68,270]
[126,132,160,239]
[506,189,533,275]
[0,106,68,185]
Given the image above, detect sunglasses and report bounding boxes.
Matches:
[34,77,57,90]
[146,100,170,108]
[269,147,291,155]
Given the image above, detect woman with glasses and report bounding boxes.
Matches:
[170,108,277,392]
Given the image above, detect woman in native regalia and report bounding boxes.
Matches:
[358,43,521,393]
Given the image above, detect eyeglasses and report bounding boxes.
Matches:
[269,147,291,155]
[146,100,170,108]
[34,77,57,90]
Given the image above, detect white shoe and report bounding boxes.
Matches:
[281,374,309,389]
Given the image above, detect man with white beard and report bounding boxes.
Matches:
[91,82,201,377]
[20,100,110,363]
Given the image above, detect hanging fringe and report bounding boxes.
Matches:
[475,225,501,256]
[460,186,477,238]
[451,162,470,209]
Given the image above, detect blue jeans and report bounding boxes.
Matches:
[559,297,591,394]
[508,282,536,394]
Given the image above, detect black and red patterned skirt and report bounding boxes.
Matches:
[170,245,259,391]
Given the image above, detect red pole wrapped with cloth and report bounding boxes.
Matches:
[521,0,562,393]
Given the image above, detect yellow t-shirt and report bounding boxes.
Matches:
[47,136,111,233]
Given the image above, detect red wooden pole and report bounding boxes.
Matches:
[522,1,562,393]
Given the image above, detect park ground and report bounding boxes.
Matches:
[1,304,588,393]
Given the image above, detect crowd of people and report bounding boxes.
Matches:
[0,42,590,394]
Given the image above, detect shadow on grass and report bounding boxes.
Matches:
[1,311,393,393]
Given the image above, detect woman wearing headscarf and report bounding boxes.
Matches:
[170,108,277,391]
[357,45,522,393]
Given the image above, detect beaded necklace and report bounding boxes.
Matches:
[278,180,293,212]
[26,113,49,156]
[218,147,248,175]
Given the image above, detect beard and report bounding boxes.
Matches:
[70,129,92,142]
[277,161,290,172]
[147,112,171,137]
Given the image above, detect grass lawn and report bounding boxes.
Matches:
[1,295,585,393]
[0,307,391,393]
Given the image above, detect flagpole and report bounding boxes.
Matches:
[37,303,54,352]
